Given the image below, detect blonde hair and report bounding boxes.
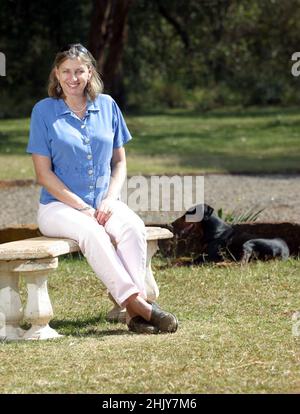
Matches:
[48,44,103,101]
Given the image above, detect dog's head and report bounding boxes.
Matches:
[185,203,214,222]
[172,204,214,237]
[203,204,214,221]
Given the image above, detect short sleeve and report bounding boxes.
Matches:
[26,104,51,158]
[112,99,132,148]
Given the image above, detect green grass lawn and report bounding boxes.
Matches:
[1,255,299,394]
[0,107,300,179]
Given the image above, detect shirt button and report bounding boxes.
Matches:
[89,185,93,190]
[87,154,92,160]
[88,169,93,175]
[85,138,90,143]
[81,125,85,129]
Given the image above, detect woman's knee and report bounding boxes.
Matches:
[118,219,147,246]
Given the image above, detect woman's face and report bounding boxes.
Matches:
[55,57,91,99]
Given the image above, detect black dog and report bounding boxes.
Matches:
[177,204,290,264]
[241,238,290,264]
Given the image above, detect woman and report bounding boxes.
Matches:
[27,43,178,334]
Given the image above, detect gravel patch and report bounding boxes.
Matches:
[0,174,299,229]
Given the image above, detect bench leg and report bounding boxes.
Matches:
[0,271,25,340]
[22,270,62,340]
[106,239,160,323]
[145,239,160,302]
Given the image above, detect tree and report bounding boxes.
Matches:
[88,0,133,105]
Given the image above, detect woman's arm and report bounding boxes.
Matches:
[106,147,127,199]
[32,154,95,216]
[95,147,127,224]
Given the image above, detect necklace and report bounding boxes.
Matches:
[65,100,87,113]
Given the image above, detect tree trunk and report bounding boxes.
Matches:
[88,0,133,106]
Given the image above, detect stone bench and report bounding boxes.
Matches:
[0,227,173,341]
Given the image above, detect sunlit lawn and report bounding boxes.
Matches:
[0,255,299,394]
[0,107,300,179]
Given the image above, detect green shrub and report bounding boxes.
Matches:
[217,206,265,224]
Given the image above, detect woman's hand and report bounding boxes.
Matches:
[95,197,116,225]
[81,206,97,219]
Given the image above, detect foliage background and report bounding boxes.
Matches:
[1,0,300,117]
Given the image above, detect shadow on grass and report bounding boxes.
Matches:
[173,153,300,174]
[0,130,29,155]
[50,315,129,337]
[128,106,300,119]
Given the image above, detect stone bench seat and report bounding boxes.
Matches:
[0,227,173,341]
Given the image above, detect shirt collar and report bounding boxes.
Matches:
[55,97,100,116]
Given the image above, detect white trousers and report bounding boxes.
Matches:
[37,200,147,306]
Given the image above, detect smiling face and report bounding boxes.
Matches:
[55,57,91,99]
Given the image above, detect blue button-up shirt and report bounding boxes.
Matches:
[26,94,132,208]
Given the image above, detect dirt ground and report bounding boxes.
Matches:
[0,174,299,228]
